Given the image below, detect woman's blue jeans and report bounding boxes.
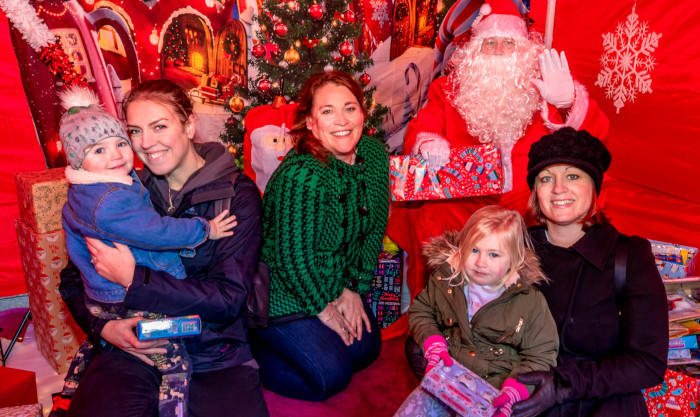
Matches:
[249,300,382,401]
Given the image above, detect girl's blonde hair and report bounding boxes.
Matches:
[445,205,546,288]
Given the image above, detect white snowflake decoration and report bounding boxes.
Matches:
[595,5,662,114]
[370,0,390,29]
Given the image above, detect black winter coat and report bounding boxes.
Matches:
[60,143,262,372]
[529,223,668,417]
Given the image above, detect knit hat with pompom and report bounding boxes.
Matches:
[58,87,129,169]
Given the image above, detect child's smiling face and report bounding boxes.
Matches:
[80,136,134,176]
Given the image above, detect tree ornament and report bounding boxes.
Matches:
[359,73,371,86]
[227,144,236,154]
[368,127,377,136]
[308,2,324,19]
[230,72,241,86]
[279,60,289,68]
[226,116,236,126]
[257,77,272,93]
[252,43,266,58]
[284,47,300,64]
[342,10,356,23]
[334,11,342,20]
[229,95,245,113]
[272,95,287,109]
[288,0,299,10]
[274,21,288,37]
[324,63,334,72]
[339,40,354,56]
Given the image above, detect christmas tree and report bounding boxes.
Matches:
[163,19,187,65]
[220,0,389,166]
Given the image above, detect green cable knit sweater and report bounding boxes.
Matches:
[262,136,390,317]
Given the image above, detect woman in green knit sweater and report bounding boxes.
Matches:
[249,71,390,401]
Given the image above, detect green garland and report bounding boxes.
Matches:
[223,34,241,60]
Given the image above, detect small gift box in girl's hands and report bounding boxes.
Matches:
[137,315,201,340]
[421,360,499,417]
[389,144,503,201]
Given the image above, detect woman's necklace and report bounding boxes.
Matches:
[167,187,175,212]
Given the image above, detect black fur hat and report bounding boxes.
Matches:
[526,127,611,194]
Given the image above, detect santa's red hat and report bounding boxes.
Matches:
[471,0,528,40]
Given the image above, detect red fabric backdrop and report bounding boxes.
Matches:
[1,0,699,297]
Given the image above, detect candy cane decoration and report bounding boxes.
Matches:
[544,0,557,49]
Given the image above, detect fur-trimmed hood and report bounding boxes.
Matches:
[422,230,548,287]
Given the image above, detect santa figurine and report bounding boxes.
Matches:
[387,0,609,306]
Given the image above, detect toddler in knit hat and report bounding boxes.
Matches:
[56,87,236,417]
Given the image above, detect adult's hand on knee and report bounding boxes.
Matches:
[86,237,135,288]
[101,317,168,366]
[333,288,371,341]
[318,303,354,346]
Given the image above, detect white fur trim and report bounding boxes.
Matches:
[412,132,448,155]
[64,166,133,186]
[540,82,589,131]
[472,14,528,40]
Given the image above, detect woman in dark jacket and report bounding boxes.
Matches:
[512,127,668,417]
[58,80,268,417]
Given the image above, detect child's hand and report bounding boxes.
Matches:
[208,210,237,240]
[492,378,529,417]
[423,334,453,374]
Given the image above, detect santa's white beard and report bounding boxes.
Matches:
[449,42,543,149]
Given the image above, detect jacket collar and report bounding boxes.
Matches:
[531,223,619,271]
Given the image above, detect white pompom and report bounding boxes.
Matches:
[58,86,101,111]
[481,3,492,16]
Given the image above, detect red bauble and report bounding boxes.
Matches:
[273,21,288,37]
[367,127,377,136]
[342,10,355,23]
[226,117,236,126]
[339,41,354,56]
[257,78,272,93]
[252,44,266,58]
[308,2,324,19]
[359,73,371,86]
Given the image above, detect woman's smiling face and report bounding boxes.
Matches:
[305,83,364,164]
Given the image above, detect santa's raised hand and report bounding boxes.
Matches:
[531,49,575,109]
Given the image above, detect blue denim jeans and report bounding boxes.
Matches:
[249,300,382,401]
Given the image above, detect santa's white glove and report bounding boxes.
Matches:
[531,49,575,109]
[420,138,450,170]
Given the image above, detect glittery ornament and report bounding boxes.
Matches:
[342,10,356,23]
[274,21,288,37]
[284,48,300,64]
[252,43,266,58]
[257,78,272,93]
[359,73,371,86]
[308,2,323,19]
[339,41,353,56]
[229,95,245,113]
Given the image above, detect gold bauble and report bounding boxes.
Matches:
[284,48,300,64]
[229,95,245,113]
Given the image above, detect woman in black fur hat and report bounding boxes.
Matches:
[511,127,668,417]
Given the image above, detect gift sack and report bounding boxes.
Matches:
[389,144,503,201]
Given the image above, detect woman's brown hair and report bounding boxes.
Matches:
[122,79,194,127]
[291,71,367,162]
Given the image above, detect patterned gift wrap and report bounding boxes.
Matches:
[643,369,699,417]
[14,220,85,374]
[365,251,402,328]
[648,240,697,279]
[389,144,502,201]
[0,404,43,417]
[15,168,69,234]
[421,360,499,417]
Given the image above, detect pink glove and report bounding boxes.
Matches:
[531,49,575,109]
[419,138,450,170]
[492,378,530,417]
[423,334,454,374]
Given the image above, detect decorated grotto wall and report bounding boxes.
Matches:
[0,0,699,297]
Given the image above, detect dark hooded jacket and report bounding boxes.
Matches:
[409,231,559,390]
[529,223,668,417]
[60,142,262,371]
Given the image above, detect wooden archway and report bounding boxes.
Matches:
[390,0,413,60]
[214,20,248,88]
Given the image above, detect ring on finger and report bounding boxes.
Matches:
[90,257,96,264]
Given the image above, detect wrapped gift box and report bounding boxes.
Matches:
[644,369,699,417]
[0,404,42,417]
[15,168,68,234]
[389,144,502,201]
[365,250,402,328]
[15,220,85,374]
[649,240,697,279]
[0,367,37,408]
[421,360,498,417]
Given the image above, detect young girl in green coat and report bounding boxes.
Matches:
[395,205,559,417]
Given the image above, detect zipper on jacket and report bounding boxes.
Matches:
[495,317,524,343]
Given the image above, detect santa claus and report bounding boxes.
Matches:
[387,0,609,306]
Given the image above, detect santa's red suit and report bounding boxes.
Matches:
[386,76,609,306]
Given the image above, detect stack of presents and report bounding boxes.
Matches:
[644,240,699,416]
[14,168,85,376]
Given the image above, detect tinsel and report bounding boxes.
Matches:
[39,40,90,88]
[0,0,55,51]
